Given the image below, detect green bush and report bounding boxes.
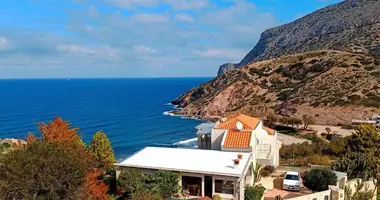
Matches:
[117,169,179,199]
[303,168,337,191]
[212,194,222,200]
[244,185,266,200]
[364,66,376,71]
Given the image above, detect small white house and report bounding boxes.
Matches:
[116,147,254,200]
[197,114,281,167]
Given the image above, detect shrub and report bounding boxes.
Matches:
[244,185,266,200]
[351,63,361,68]
[0,141,95,200]
[117,168,145,195]
[364,66,376,71]
[131,190,163,200]
[303,168,337,191]
[302,132,320,143]
[338,63,350,68]
[261,165,276,177]
[332,152,377,181]
[146,170,180,199]
[117,169,180,199]
[213,194,222,200]
[306,155,332,165]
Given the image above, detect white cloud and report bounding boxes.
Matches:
[175,13,194,22]
[107,0,208,10]
[0,37,10,50]
[194,48,247,61]
[0,0,280,78]
[106,0,159,9]
[130,13,169,23]
[133,45,157,53]
[165,0,209,10]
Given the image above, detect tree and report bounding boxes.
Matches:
[87,131,116,169]
[84,169,109,200]
[146,170,180,199]
[325,127,332,135]
[303,168,337,191]
[292,117,303,128]
[27,117,85,147]
[326,138,348,156]
[0,141,93,199]
[346,125,380,157]
[244,185,266,200]
[279,117,289,126]
[117,168,146,195]
[332,152,377,181]
[344,179,375,200]
[266,113,278,127]
[302,114,316,130]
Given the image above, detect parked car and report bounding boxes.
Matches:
[283,171,301,191]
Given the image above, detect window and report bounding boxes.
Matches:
[215,180,234,195]
[324,196,329,200]
[284,174,299,180]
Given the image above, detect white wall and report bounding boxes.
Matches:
[287,190,331,200]
[211,129,226,150]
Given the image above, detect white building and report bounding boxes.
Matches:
[116,147,254,199]
[116,114,281,200]
[198,114,281,167]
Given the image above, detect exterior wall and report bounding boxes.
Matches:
[211,129,226,150]
[287,190,332,200]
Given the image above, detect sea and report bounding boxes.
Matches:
[0,78,210,160]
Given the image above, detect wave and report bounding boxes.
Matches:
[173,137,198,147]
[164,103,173,106]
[162,111,184,117]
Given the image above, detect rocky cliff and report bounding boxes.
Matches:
[218,0,380,75]
[172,0,380,125]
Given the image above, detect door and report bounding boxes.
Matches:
[204,176,213,198]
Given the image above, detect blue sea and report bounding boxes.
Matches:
[0,78,210,159]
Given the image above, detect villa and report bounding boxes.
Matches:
[197,114,281,167]
[116,114,281,200]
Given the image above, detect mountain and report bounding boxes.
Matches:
[218,0,380,75]
[172,0,380,125]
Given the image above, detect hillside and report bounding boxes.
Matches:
[172,0,380,125]
[218,0,380,75]
[172,50,380,125]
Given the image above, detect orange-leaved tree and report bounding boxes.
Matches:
[26,116,85,147]
[85,169,110,200]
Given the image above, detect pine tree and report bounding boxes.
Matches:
[87,131,116,169]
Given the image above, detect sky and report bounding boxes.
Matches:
[0,0,342,78]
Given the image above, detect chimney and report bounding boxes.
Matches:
[233,159,240,168]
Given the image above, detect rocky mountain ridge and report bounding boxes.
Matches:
[172,50,380,125]
[218,0,380,75]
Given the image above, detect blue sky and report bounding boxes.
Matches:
[0,0,342,78]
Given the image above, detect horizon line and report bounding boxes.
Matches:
[0,76,215,80]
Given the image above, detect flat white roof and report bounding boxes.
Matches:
[116,147,252,177]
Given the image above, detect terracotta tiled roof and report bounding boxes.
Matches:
[263,127,276,135]
[216,114,260,130]
[223,130,252,148]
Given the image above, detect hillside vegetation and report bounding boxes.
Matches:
[173,0,380,125]
[172,50,380,125]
